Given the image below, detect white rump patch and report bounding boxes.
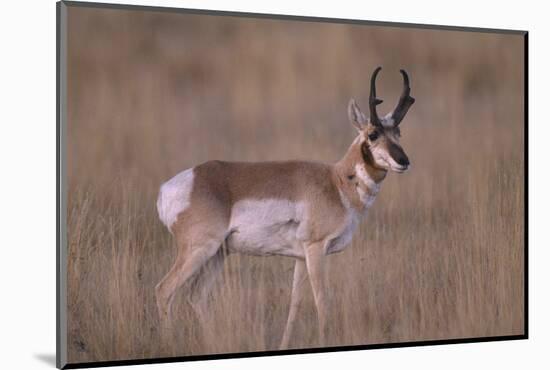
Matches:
[157,168,195,230]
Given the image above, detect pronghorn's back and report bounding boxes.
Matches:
[157,160,348,251]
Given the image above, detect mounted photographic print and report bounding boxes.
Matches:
[56,1,528,368]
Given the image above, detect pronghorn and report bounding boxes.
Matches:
[155,66,415,349]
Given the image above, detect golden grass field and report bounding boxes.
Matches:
[65,6,525,364]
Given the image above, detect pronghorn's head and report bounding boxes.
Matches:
[348,67,415,174]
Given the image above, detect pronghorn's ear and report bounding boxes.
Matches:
[348,99,367,131]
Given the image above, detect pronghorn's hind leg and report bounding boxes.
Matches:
[155,239,222,329]
[186,247,227,324]
[155,213,228,330]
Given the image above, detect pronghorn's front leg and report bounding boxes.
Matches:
[304,242,329,346]
[279,259,307,350]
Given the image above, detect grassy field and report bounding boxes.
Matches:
[65,6,525,363]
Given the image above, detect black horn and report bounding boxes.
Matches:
[390,69,415,126]
[369,66,384,127]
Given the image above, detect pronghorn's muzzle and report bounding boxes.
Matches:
[389,144,410,173]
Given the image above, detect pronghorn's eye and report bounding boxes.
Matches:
[368,132,379,141]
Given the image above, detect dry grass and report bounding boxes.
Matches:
[65,6,525,364]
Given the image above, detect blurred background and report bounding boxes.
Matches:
[66,5,525,364]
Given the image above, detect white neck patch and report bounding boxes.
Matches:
[356,186,377,210]
[354,163,380,194]
[354,163,380,211]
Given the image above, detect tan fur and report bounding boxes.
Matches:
[156,146,388,347]
[170,160,348,243]
[155,98,411,349]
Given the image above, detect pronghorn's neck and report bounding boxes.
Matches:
[334,134,387,213]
